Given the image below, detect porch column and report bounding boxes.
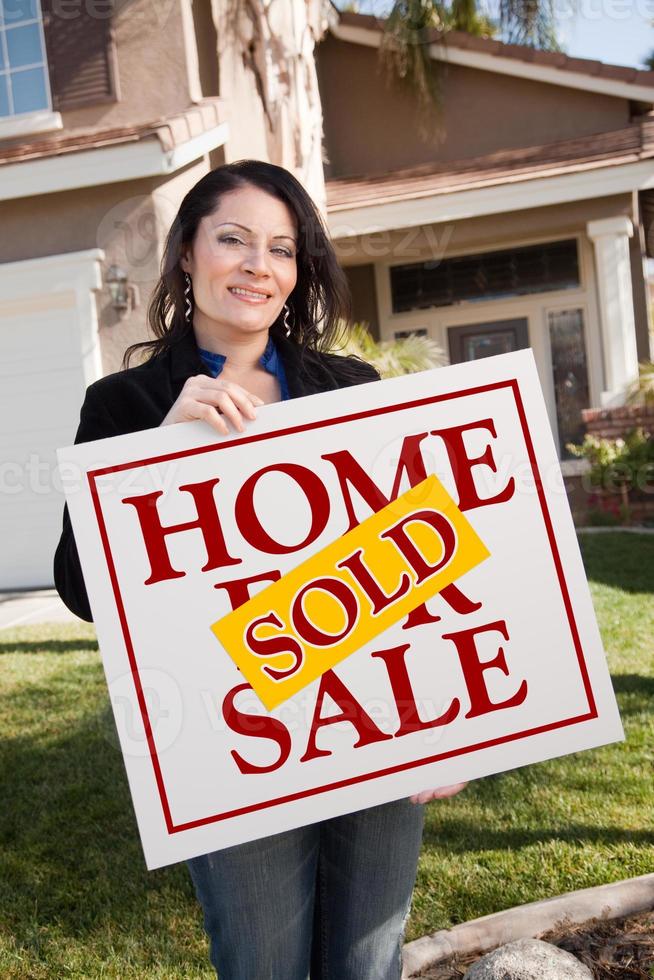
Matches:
[586,216,640,406]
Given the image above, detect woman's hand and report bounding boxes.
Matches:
[161,375,265,435]
[409,782,468,805]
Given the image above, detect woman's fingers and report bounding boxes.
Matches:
[218,383,264,421]
[195,402,230,435]
[161,376,265,432]
[211,390,249,432]
[409,782,469,805]
[193,380,265,426]
[196,377,264,402]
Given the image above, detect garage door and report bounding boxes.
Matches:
[0,250,104,590]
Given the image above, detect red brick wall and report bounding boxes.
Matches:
[582,405,654,440]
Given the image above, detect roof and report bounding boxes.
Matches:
[325,117,654,210]
[332,8,654,96]
[0,97,226,166]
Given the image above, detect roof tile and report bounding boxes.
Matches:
[336,8,654,90]
[325,120,654,211]
[0,98,226,165]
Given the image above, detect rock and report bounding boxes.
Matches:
[463,937,593,980]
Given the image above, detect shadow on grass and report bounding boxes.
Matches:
[579,533,654,594]
[422,817,654,852]
[0,704,202,965]
[611,672,654,710]
[0,638,99,655]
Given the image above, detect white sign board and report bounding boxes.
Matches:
[58,350,623,869]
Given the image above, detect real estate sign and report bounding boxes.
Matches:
[58,349,623,870]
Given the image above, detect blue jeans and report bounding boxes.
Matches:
[186,798,425,980]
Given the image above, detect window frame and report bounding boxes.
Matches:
[0,0,61,138]
[545,305,592,459]
[388,237,582,315]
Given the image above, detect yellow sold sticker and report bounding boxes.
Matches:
[211,475,490,710]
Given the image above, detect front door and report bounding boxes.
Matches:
[447,318,530,363]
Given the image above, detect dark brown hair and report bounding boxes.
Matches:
[122,159,352,369]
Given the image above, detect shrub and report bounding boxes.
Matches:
[626,361,654,406]
[567,427,654,494]
[337,321,448,378]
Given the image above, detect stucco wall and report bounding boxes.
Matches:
[333,194,635,267]
[100,157,211,375]
[336,194,650,419]
[214,0,328,212]
[344,263,380,339]
[316,35,632,178]
[0,178,162,266]
[0,157,211,375]
[217,32,271,165]
[56,0,193,135]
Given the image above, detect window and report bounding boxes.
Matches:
[548,308,590,458]
[390,239,580,314]
[0,0,51,118]
[448,318,530,363]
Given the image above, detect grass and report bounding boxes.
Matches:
[411,532,654,940]
[1,533,653,976]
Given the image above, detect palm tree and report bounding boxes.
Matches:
[216,0,565,357]
[340,0,561,138]
[337,321,448,377]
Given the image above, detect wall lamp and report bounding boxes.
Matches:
[106,264,140,315]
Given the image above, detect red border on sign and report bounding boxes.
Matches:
[88,379,597,835]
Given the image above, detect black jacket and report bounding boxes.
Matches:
[53,326,380,622]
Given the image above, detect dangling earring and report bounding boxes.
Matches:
[282,302,292,337]
[184,272,193,325]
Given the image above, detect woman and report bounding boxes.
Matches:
[54,159,465,980]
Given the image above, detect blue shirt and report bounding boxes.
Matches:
[197,335,290,401]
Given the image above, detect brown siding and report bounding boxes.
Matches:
[316,35,632,178]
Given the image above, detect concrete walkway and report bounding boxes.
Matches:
[0,589,81,630]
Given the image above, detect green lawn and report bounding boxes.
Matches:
[1,534,653,977]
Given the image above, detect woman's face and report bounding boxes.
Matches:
[181,184,298,343]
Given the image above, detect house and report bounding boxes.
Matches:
[1,0,653,590]
[319,8,654,457]
[0,0,327,590]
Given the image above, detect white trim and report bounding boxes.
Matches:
[0,122,230,202]
[0,247,105,285]
[34,0,53,113]
[327,159,654,238]
[164,123,230,171]
[0,109,62,139]
[330,20,654,104]
[587,215,634,240]
[585,216,639,405]
[0,248,105,387]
